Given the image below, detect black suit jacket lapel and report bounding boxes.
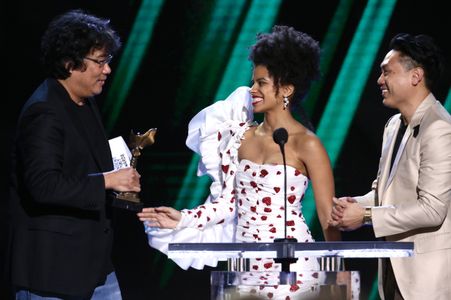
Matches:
[87,97,113,171]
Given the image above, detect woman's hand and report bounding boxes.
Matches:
[137,206,182,229]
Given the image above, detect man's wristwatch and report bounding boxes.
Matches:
[363,207,372,225]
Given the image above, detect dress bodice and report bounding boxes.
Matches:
[235,159,314,243]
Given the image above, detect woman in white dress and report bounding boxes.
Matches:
[138,25,341,299]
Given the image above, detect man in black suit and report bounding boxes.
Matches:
[8,9,141,299]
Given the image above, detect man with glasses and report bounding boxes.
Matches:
[8,9,141,300]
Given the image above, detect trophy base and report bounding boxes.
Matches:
[112,194,144,212]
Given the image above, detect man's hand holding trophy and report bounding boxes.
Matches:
[109,128,157,211]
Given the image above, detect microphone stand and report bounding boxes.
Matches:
[272,128,298,283]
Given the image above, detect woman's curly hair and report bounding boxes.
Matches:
[41,9,121,79]
[248,25,320,130]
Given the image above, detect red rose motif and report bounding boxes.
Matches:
[262,197,271,206]
[222,165,229,174]
[288,195,296,204]
[263,262,273,269]
[273,187,280,193]
[290,284,300,292]
[260,169,269,177]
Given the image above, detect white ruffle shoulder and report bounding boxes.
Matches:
[145,86,254,270]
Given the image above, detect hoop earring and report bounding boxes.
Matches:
[283,96,289,110]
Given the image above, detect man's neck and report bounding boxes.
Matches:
[398,90,429,124]
[57,78,86,106]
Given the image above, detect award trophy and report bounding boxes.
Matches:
[112,128,157,211]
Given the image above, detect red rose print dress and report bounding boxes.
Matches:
[145,86,331,298]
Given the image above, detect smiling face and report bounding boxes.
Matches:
[250,65,285,113]
[377,50,417,110]
[61,48,112,104]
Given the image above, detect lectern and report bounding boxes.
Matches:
[168,241,414,300]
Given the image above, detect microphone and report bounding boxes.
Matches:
[272,128,298,276]
[273,127,288,149]
[272,128,289,240]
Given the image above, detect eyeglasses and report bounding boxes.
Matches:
[84,54,113,67]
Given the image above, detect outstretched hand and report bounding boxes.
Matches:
[137,206,181,229]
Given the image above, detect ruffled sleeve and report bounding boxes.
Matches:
[145,86,254,270]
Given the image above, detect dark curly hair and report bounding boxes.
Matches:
[41,9,121,79]
[389,33,444,91]
[248,25,320,104]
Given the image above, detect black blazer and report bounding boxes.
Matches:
[9,78,115,297]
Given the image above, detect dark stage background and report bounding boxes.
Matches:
[2,1,450,299]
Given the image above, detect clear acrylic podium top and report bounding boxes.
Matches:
[168,241,413,300]
[168,241,414,260]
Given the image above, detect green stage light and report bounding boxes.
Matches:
[302,0,397,234]
[175,0,282,213]
[444,87,451,112]
[303,0,355,117]
[103,0,165,133]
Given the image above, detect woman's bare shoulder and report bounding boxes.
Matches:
[291,126,323,150]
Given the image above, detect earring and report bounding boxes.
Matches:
[283,96,289,110]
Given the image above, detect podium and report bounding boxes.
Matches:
[168,241,414,299]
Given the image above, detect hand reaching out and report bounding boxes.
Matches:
[137,206,181,229]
